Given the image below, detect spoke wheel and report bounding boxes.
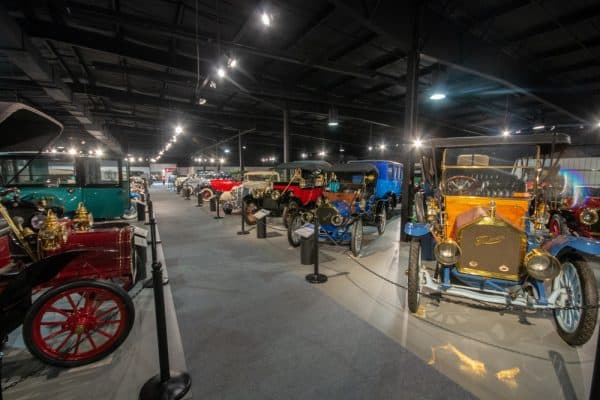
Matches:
[553,258,598,346]
[407,239,422,313]
[201,188,214,201]
[282,202,298,229]
[549,214,568,236]
[23,280,134,367]
[351,219,363,257]
[287,215,303,247]
[244,202,258,225]
[377,205,386,235]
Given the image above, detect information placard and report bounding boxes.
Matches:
[253,209,271,220]
[294,224,315,239]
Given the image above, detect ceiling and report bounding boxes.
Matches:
[0,0,599,165]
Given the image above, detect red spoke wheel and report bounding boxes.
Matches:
[23,280,134,367]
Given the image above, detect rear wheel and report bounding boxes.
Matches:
[553,257,598,346]
[350,219,363,257]
[282,202,299,228]
[407,239,422,313]
[287,215,303,247]
[23,280,134,367]
[200,188,214,201]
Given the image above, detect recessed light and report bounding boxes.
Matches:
[429,93,446,100]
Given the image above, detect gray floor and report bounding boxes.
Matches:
[157,189,476,399]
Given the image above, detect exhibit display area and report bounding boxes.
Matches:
[0,1,599,399]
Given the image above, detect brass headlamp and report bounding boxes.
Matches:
[579,208,599,226]
[73,202,94,231]
[39,210,67,251]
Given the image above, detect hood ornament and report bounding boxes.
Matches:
[488,201,497,219]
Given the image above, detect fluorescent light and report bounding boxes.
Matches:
[166,143,172,150]
[217,67,226,78]
[138,157,143,162]
[327,121,339,126]
[379,144,385,150]
[227,58,237,69]
[96,148,104,156]
[224,149,230,153]
[261,12,271,26]
[209,158,215,163]
[175,125,183,135]
[328,106,339,126]
[68,147,77,155]
[413,139,423,148]
[318,151,325,156]
[242,146,247,150]
[502,130,510,137]
[301,152,307,159]
[533,125,545,130]
[429,93,446,100]
[150,158,156,162]
[51,148,57,153]
[339,147,345,152]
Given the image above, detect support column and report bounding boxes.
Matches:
[400,0,422,241]
[238,131,244,173]
[283,108,289,179]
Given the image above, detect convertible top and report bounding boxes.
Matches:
[426,133,570,149]
[276,160,331,170]
[325,163,378,174]
[0,102,63,151]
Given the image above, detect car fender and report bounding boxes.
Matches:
[404,222,430,237]
[25,250,91,287]
[543,235,600,258]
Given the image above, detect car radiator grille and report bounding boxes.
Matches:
[457,223,524,281]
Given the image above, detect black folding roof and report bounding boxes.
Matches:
[276,160,331,170]
[325,163,378,174]
[0,102,63,151]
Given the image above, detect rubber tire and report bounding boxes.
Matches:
[553,257,598,346]
[23,280,135,367]
[223,207,233,215]
[200,188,215,202]
[133,246,146,285]
[549,214,569,236]
[122,204,138,220]
[407,239,421,313]
[351,219,363,257]
[377,203,386,235]
[287,215,303,247]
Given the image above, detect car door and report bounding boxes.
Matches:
[81,158,129,219]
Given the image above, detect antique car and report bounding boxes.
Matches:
[547,163,600,238]
[0,188,135,367]
[287,163,387,256]
[174,174,189,194]
[243,161,331,226]
[221,170,280,215]
[198,172,240,201]
[348,160,403,210]
[405,133,599,346]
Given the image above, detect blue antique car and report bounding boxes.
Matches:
[287,163,387,256]
[405,133,599,346]
[0,102,133,220]
[348,160,402,209]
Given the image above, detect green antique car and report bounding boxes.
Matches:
[0,152,133,220]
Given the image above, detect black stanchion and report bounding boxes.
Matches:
[590,323,600,400]
[305,220,327,284]
[237,200,249,235]
[139,200,191,400]
[143,200,168,288]
[213,193,223,220]
[0,349,4,400]
[256,215,267,238]
[137,194,146,222]
[195,185,203,207]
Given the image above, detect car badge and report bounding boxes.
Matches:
[469,260,478,267]
[475,235,505,246]
[498,265,510,272]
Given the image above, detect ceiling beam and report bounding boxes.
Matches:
[327,0,592,124]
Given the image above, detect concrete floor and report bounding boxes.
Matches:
[3,186,597,399]
[156,187,599,400]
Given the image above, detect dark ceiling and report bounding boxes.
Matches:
[0,0,599,165]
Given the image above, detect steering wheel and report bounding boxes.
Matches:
[446,175,480,195]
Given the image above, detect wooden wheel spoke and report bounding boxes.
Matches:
[98,319,121,325]
[72,333,83,354]
[95,305,118,319]
[86,333,98,350]
[48,306,72,316]
[55,332,75,352]
[42,327,70,341]
[40,321,65,326]
[66,294,78,311]
[95,328,113,339]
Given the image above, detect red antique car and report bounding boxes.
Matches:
[549,184,600,238]
[242,161,331,226]
[199,176,241,200]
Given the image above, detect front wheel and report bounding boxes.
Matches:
[282,203,298,228]
[377,203,386,235]
[287,215,303,247]
[407,239,422,313]
[350,218,363,257]
[23,280,135,367]
[200,188,214,201]
[553,258,598,346]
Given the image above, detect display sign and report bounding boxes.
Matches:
[294,224,315,239]
[253,209,271,220]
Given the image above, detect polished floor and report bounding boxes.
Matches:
[155,187,599,400]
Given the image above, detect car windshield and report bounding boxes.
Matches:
[442,145,538,198]
[0,155,76,186]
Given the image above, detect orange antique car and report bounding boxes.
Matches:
[405,133,599,346]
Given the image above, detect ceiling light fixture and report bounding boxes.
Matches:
[379,144,385,150]
[198,98,207,105]
[68,147,77,155]
[301,152,307,159]
[224,148,230,153]
[217,67,226,78]
[413,138,423,148]
[261,12,272,26]
[227,58,237,69]
[429,93,446,101]
[533,125,545,130]
[96,148,104,156]
[502,130,510,137]
[328,106,339,126]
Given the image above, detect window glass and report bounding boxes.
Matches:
[0,157,75,186]
[84,158,120,185]
[387,164,393,180]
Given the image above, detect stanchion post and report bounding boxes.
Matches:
[305,219,327,284]
[196,185,202,207]
[213,193,223,219]
[1,349,4,400]
[591,321,600,400]
[237,200,249,235]
[139,200,191,400]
